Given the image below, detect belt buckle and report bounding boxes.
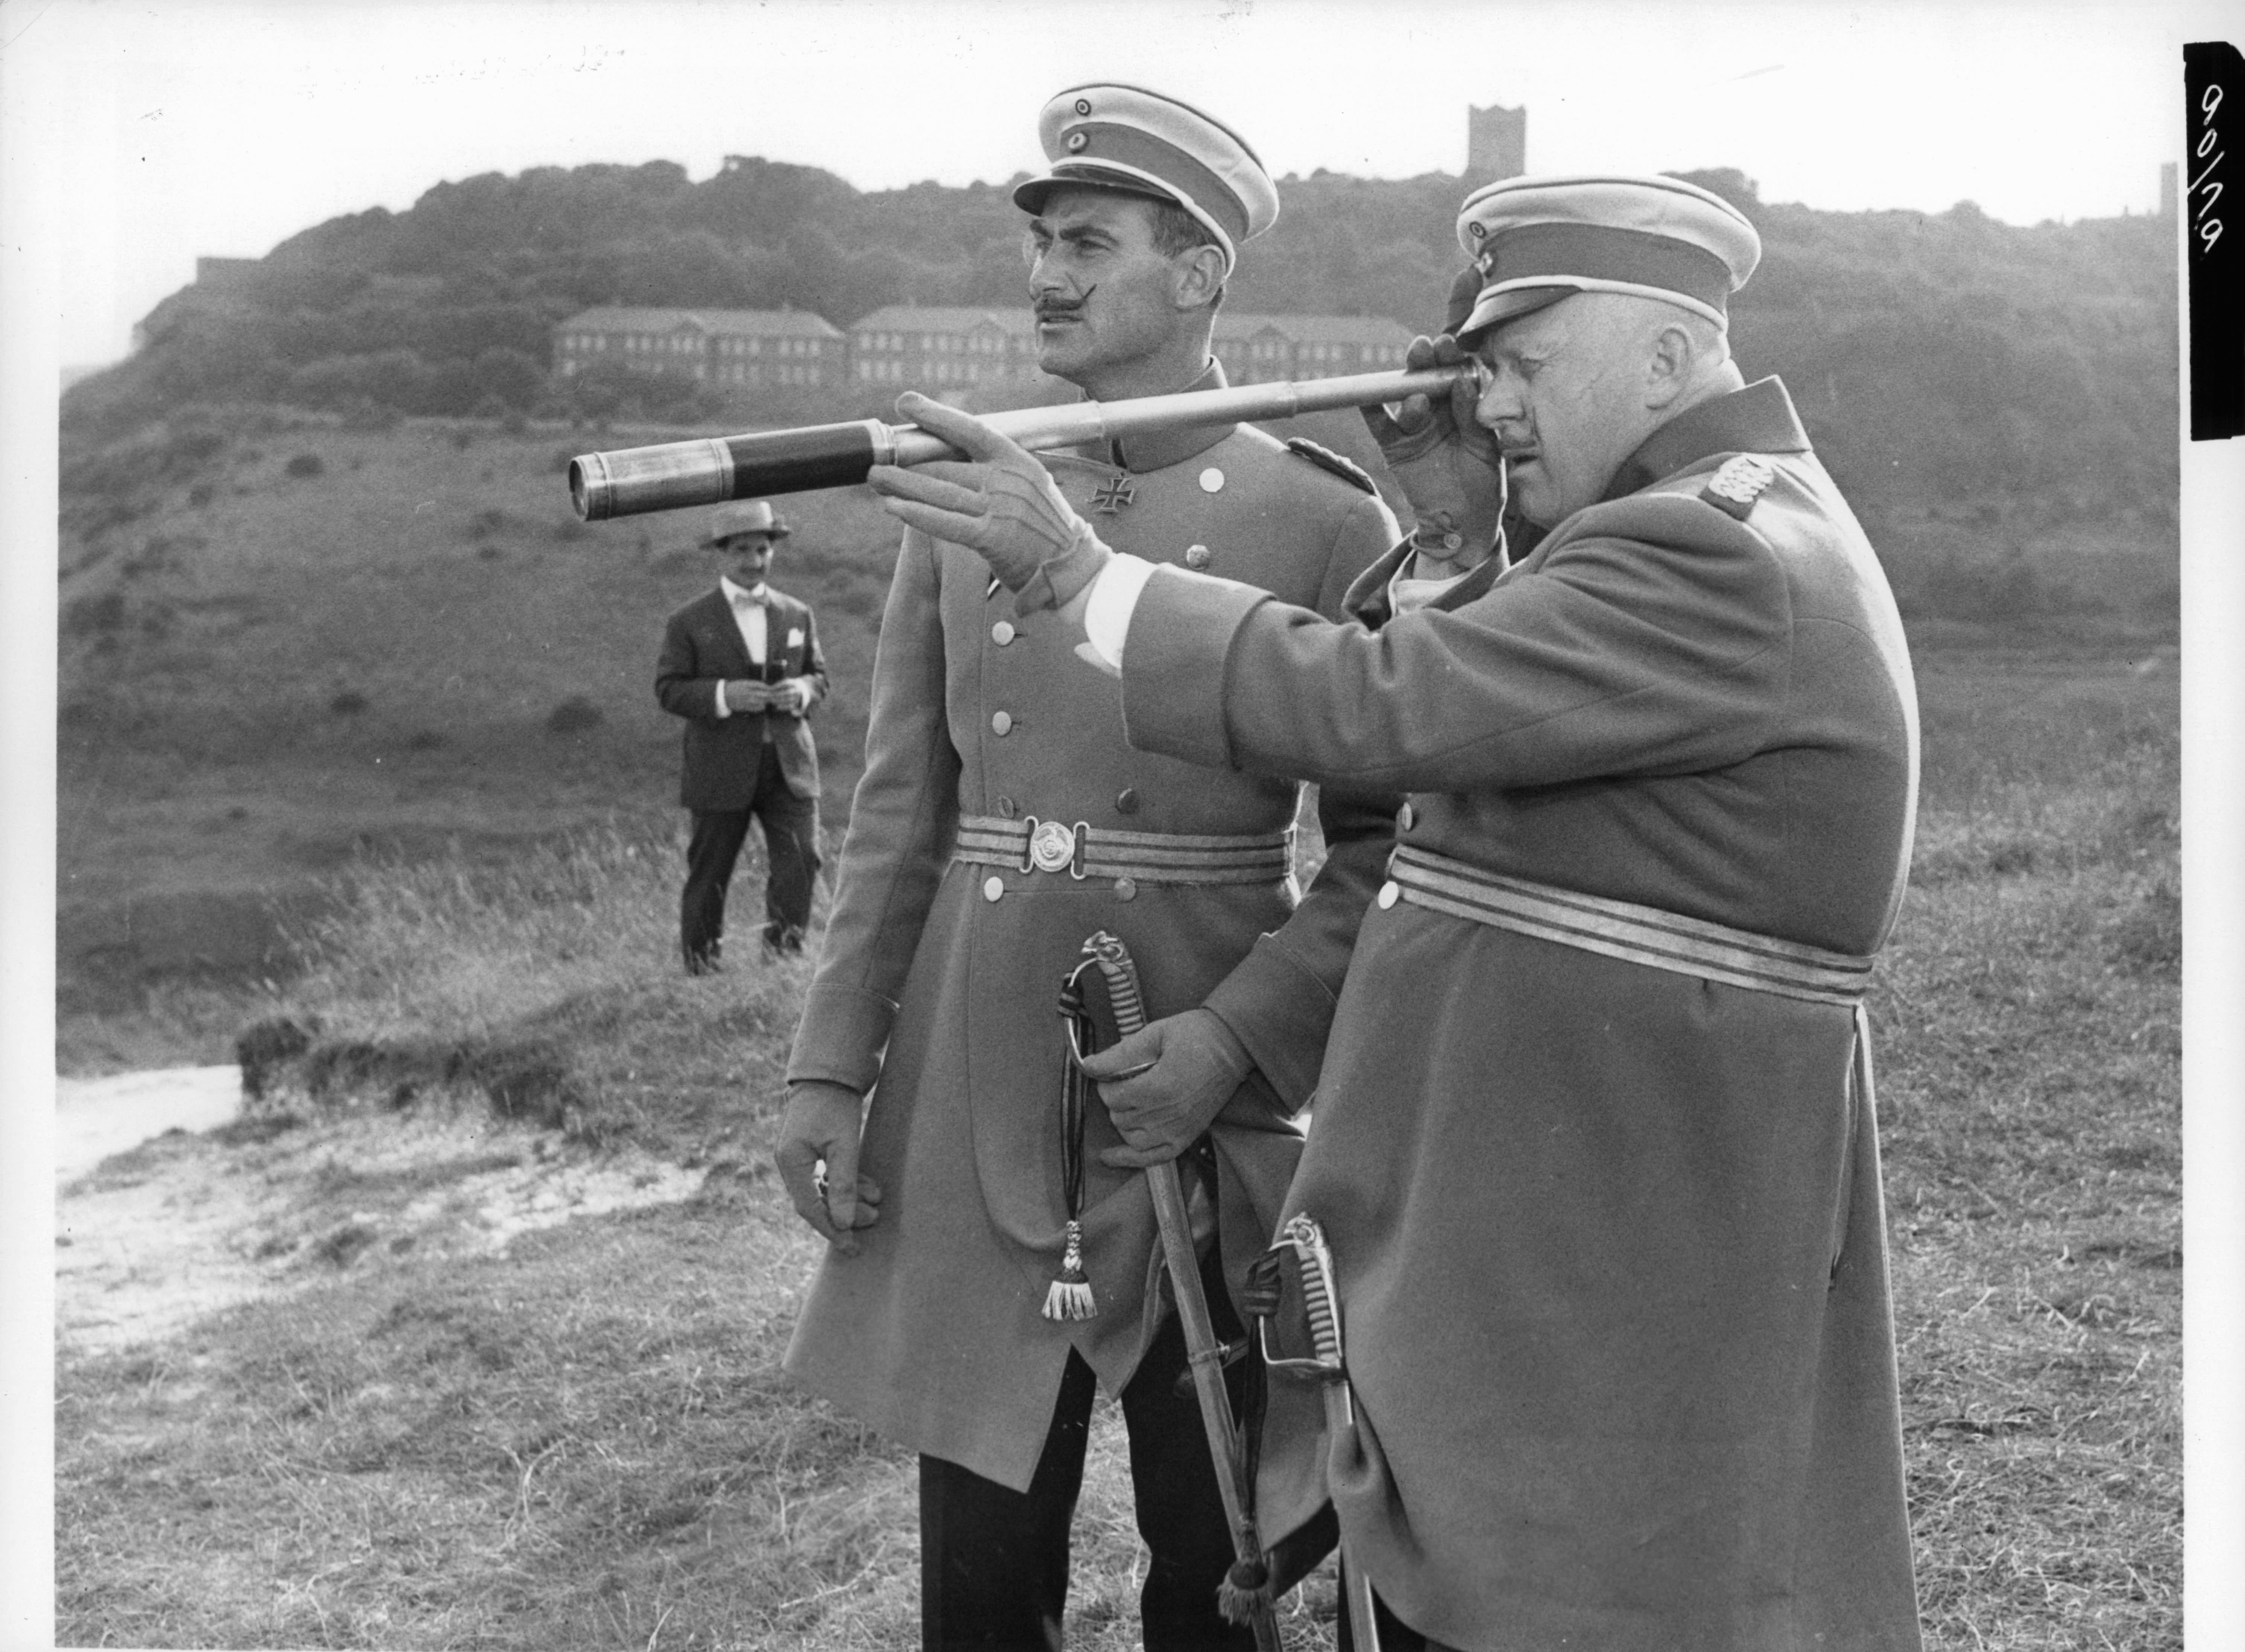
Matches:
[1028,818,1077,874]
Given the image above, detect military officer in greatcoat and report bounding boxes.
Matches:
[871,174,1925,1652]
[774,85,1400,1649]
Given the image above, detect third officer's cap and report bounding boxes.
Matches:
[1452,174,1761,344]
[1012,84,1279,274]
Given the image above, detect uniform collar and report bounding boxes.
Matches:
[1343,531,1513,628]
[1094,357,1237,474]
[1599,376,1810,503]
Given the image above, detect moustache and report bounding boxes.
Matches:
[1034,286,1096,320]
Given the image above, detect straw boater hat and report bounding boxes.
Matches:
[1011,83,1280,275]
[700,499,791,547]
[1450,173,1763,344]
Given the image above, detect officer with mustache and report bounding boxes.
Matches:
[775,84,1402,1650]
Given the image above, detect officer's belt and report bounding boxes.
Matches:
[954,815,1291,886]
[1386,843,1874,1007]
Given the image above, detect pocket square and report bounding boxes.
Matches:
[787,628,804,647]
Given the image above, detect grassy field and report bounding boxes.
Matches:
[53,402,1410,1070]
[55,402,2175,1066]
[52,622,2181,1649]
[55,396,2182,1648]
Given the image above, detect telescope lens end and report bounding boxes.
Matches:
[567,456,604,522]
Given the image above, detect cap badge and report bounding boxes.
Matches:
[1090,475,1137,514]
[1075,98,1092,116]
[1066,130,1088,151]
[1700,455,1778,520]
[1469,221,1488,239]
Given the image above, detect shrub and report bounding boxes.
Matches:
[285,452,325,478]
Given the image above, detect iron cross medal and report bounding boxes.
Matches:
[1090,474,1137,514]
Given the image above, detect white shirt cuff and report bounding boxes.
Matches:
[712,682,731,718]
[1082,554,1158,670]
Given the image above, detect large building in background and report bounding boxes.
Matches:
[554,306,1415,396]
[553,306,847,388]
[850,307,1042,387]
[1213,312,1415,383]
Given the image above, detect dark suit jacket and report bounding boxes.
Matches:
[655,584,828,807]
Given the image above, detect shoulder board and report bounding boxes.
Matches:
[1284,437,1378,496]
[1696,454,1778,521]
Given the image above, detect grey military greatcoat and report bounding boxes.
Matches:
[786,371,1400,1493]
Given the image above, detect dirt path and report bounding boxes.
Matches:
[55,1064,244,1182]
[56,1072,710,1358]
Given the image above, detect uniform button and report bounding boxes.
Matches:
[991,711,1013,736]
[1198,467,1225,494]
[1184,544,1212,570]
[992,620,1016,646]
[1115,788,1139,815]
[983,876,1005,903]
[1114,877,1138,901]
[998,796,1018,819]
[1398,802,1416,832]
[1377,881,1400,909]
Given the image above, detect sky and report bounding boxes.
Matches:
[0,0,2219,367]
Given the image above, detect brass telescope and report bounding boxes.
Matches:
[566,364,1471,522]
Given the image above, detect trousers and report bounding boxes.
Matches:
[917,1247,1254,1652]
[680,743,820,970]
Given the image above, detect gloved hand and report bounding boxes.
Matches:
[774,1080,883,1254]
[867,393,1114,612]
[1077,1008,1254,1169]
[1361,333,1507,560]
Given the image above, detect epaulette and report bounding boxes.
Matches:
[1284,437,1378,496]
[1697,454,1778,521]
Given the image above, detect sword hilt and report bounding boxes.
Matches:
[1259,1214,1349,1391]
[1084,930,1149,1039]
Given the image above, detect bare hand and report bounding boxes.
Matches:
[774,1081,882,1253]
[768,679,806,715]
[1078,1008,1253,1168]
[724,679,772,713]
[1362,334,1507,555]
[866,394,1112,609]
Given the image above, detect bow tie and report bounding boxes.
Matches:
[730,587,765,609]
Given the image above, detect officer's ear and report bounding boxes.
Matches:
[1644,321,1699,412]
[1171,242,1227,313]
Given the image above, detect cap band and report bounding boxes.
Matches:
[1056,123,1250,246]
[1475,223,1734,315]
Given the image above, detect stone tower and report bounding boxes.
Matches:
[1468,103,1527,182]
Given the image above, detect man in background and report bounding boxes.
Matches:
[655,499,827,972]
[774,84,1400,1650]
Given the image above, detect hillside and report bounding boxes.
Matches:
[64,158,2180,525]
[52,400,1390,1052]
